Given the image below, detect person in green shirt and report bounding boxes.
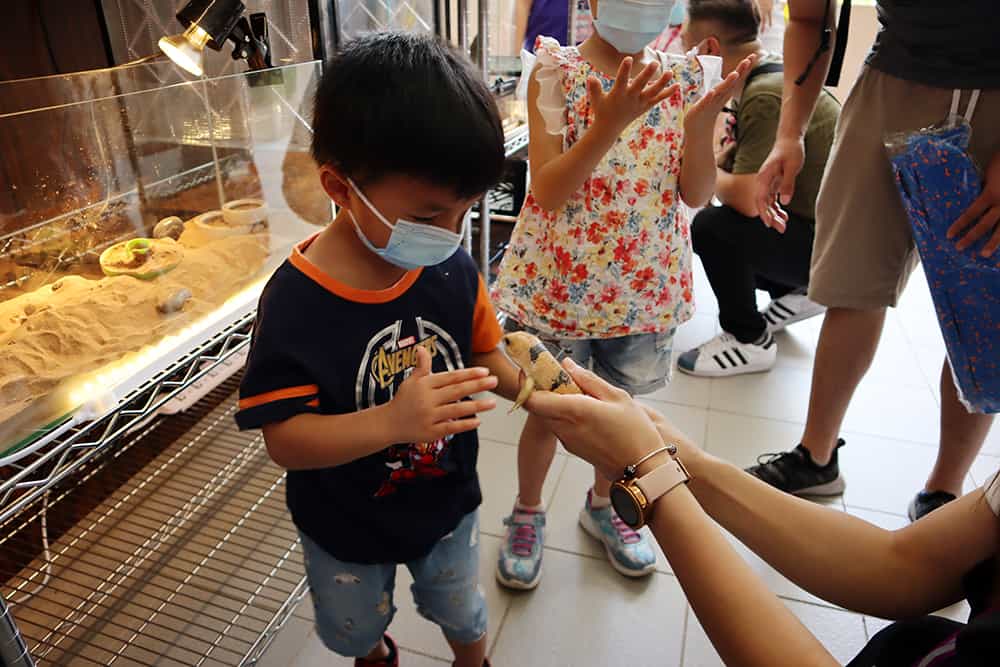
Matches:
[677,0,840,379]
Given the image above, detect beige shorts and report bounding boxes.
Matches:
[809,67,1000,309]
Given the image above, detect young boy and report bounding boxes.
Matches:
[235,33,520,667]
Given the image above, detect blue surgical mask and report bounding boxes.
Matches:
[594,0,677,54]
[348,179,467,270]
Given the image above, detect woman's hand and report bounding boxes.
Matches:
[947,150,1000,257]
[524,358,671,480]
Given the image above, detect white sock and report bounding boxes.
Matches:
[589,490,611,509]
[515,497,545,512]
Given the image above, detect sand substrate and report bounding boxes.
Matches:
[0,233,267,447]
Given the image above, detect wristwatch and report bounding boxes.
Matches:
[610,445,690,529]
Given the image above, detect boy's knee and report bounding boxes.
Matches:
[413,580,487,644]
[314,606,392,658]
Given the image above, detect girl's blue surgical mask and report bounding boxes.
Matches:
[348,179,467,270]
[594,0,677,55]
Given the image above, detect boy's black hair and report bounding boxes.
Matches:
[687,0,762,47]
[311,31,505,199]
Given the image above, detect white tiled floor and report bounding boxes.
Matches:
[258,259,996,666]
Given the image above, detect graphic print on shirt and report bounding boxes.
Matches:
[355,317,464,497]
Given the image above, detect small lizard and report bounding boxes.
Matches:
[502,331,581,412]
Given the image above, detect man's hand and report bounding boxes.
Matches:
[755,136,804,233]
[947,151,1000,257]
[387,346,498,443]
[589,58,678,136]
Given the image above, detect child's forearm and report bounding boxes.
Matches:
[473,348,522,402]
[514,0,532,52]
[262,406,397,470]
[679,120,718,208]
[531,120,620,211]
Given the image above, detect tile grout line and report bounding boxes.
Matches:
[678,602,691,667]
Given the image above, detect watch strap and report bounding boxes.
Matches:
[635,459,689,506]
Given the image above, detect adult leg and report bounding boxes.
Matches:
[691,204,772,343]
[923,358,995,496]
[800,306,886,465]
[680,207,816,377]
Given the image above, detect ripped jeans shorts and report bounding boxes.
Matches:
[298,510,486,657]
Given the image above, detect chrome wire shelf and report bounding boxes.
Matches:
[0,311,256,528]
[1,380,308,666]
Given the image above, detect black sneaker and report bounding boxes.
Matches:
[907,490,956,522]
[746,440,846,496]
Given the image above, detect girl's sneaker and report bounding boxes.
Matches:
[496,505,545,590]
[578,490,656,577]
[763,291,826,333]
[677,331,777,378]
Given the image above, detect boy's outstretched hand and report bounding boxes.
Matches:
[683,53,757,144]
[588,58,679,135]
[387,346,498,444]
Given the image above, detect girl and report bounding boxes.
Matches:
[493,0,754,588]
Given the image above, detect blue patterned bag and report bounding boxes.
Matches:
[887,121,1000,414]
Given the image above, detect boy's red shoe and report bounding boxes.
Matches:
[355,634,398,667]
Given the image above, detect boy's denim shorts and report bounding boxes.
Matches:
[505,320,676,395]
[299,510,486,658]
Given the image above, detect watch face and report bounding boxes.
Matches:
[610,485,641,527]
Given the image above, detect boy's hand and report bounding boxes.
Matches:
[588,58,679,135]
[684,53,756,145]
[387,346,498,444]
[948,150,1000,257]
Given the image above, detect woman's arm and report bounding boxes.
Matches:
[650,484,840,667]
[527,58,677,211]
[642,409,999,619]
[527,364,839,667]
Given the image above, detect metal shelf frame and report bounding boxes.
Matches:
[0,310,299,667]
[0,312,255,529]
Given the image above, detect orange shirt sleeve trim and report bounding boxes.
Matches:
[239,384,319,410]
[289,234,422,304]
[471,275,503,353]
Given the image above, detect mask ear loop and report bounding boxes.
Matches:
[964,89,981,124]
[949,89,961,128]
[347,177,396,230]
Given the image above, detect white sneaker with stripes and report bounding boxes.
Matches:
[677,332,777,378]
[763,292,826,333]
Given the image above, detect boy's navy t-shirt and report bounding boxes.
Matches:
[235,235,502,564]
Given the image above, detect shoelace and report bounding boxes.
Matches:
[610,513,641,545]
[507,512,540,557]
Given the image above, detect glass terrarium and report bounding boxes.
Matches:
[0,59,325,455]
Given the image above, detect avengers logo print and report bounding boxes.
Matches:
[354,317,464,411]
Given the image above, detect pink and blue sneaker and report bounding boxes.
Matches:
[495,505,545,590]
[578,489,656,577]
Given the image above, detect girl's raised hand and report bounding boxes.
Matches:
[588,57,679,135]
[684,53,757,137]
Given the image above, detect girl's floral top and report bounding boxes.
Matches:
[493,36,718,339]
